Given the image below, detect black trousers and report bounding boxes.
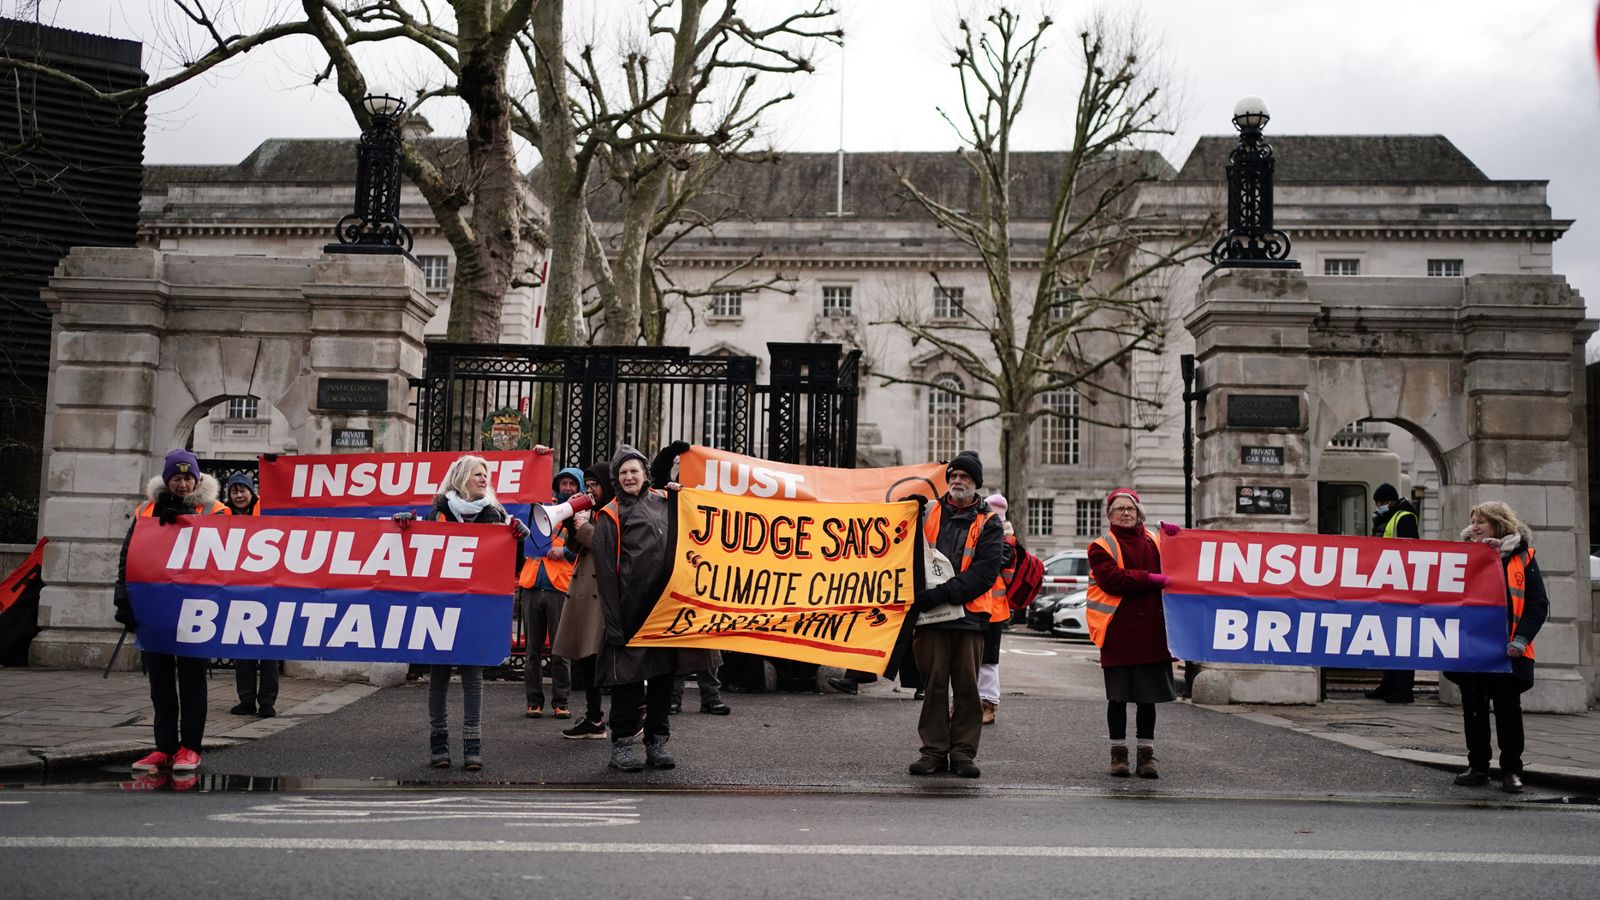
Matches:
[609,677,672,741]
[570,655,605,722]
[1461,681,1525,774]
[234,659,278,707]
[146,652,207,755]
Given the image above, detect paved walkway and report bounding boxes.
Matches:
[1202,690,1600,791]
[0,667,374,773]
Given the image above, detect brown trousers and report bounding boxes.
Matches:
[912,627,985,762]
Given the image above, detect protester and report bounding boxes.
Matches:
[1086,488,1180,779]
[593,442,720,771]
[552,461,612,740]
[978,493,1016,726]
[1366,481,1421,704]
[908,451,1008,778]
[518,466,582,719]
[114,449,232,773]
[220,472,276,718]
[400,454,529,771]
[650,444,731,717]
[1446,501,1549,794]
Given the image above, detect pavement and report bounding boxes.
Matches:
[0,665,376,773]
[2,637,1597,795]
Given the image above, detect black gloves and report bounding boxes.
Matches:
[153,493,188,526]
[667,440,691,456]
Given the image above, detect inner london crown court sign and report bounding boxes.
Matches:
[317,378,389,412]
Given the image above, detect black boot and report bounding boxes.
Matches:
[463,737,482,772]
[429,731,450,768]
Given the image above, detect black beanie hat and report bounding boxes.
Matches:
[945,450,983,488]
[1373,482,1400,503]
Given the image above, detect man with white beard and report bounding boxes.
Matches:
[907,451,1009,779]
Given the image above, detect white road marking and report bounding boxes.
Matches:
[0,801,28,805]
[207,796,639,827]
[3,837,1599,866]
[999,648,1058,656]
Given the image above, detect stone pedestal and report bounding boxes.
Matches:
[1183,268,1595,710]
[31,248,436,686]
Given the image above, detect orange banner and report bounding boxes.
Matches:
[628,488,920,674]
[677,446,948,503]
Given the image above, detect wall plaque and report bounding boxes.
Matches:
[1236,485,1291,515]
[333,428,373,449]
[1226,394,1299,429]
[1241,446,1285,466]
[317,378,388,411]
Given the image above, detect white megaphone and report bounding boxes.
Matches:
[533,492,594,537]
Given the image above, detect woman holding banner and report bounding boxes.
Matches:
[1086,488,1181,779]
[116,449,232,775]
[411,454,530,771]
[1447,502,1549,794]
[593,443,720,772]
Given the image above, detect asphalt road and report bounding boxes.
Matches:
[8,633,1596,899]
[3,787,1598,899]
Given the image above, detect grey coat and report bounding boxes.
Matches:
[594,445,720,686]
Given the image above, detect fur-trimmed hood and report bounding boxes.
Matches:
[1459,524,1533,557]
[146,472,222,510]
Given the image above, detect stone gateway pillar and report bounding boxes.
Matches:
[1185,268,1594,712]
[31,249,436,673]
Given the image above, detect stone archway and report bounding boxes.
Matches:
[1186,269,1593,712]
[31,248,436,669]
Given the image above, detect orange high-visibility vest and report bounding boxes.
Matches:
[1506,548,1536,660]
[137,500,231,517]
[518,531,575,592]
[593,490,665,569]
[924,503,1009,621]
[1086,527,1162,648]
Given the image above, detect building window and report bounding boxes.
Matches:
[1324,258,1360,276]
[226,397,259,420]
[702,384,731,447]
[933,286,964,319]
[1076,499,1101,537]
[822,285,853,317]
[1050,287,1077,321]
[417,255,450,290]
[1038,389,1081,465]
[1427,259,1463,277]
[1028,498,1054,537]
[927,375,965,462]
[711,291,743,318]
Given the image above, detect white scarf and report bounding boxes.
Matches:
[445,490,497,522]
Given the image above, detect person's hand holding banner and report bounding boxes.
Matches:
[1160,530,1511,672]
[627,487,920,674]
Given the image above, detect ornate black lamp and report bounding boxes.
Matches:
[1207,97,1297,270]
[326,93,414,257]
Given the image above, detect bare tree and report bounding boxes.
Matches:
[563,0,839,344]
[876,8,1216,524]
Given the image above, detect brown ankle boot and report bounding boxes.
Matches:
[1109,744,1130,777]
[1135,745,1159,779]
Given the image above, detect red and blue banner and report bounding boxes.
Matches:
[1162,530,1511,672]
[257,450,554,556]
[124,516,516,665]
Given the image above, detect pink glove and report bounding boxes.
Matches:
[1158,521,1182,537]
[1147,573,1170,588]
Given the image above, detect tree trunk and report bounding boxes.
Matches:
[447,35,523,343]
[602,179,663,344]
[1000,410,1031,541]
[530,0,583,345]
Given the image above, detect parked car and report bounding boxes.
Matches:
[1050,589,1090,638]
[1026,591,1074,632]
[1041,550,1091,593]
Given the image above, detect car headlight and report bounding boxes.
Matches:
[1061,595,1088,609]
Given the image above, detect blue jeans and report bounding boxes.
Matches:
[427,665,483,739]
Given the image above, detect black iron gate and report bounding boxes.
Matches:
[410,342,861,469]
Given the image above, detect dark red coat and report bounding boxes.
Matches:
[1086,523,1172,668]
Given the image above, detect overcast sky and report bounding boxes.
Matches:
[42,0,1600,330]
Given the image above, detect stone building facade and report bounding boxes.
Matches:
[141,134,1575,556]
